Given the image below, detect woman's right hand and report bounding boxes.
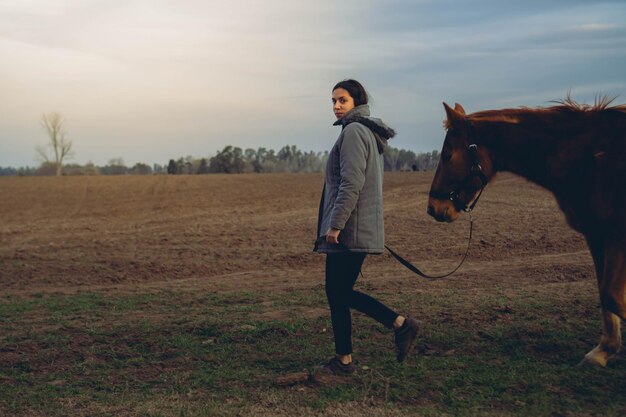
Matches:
[326,228,341,244]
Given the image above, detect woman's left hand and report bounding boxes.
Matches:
[326,228,341,244]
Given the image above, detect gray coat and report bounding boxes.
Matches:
[315,105,396,254]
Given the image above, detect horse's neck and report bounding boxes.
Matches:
[478,115,575,192]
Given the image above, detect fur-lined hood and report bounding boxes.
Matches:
[333,104,396,154]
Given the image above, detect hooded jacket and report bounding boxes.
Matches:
[315,104,396,253]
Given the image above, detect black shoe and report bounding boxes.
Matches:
[394,317,419,363]
[320,356,357,376]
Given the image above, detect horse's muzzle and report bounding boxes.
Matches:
[427,200,458,223]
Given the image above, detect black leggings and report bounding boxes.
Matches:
[325,252,399,355]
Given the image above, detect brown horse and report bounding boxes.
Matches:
[427,98,626,366]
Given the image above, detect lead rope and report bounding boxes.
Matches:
[384,210,475,281]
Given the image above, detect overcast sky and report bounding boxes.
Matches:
[1,0,625,167]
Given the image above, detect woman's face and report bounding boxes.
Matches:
[332,88,355,119]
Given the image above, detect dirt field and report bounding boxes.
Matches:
[0,171,592,295]
[3,172,624,416]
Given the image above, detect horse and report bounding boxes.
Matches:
[427,97,626,367]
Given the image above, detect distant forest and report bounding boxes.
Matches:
[0,145,440,176]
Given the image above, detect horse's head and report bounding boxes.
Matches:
[427,102,494,222]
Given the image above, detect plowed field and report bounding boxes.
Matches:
[0,172,591,295]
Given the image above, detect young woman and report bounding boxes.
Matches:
[314,79,419,375]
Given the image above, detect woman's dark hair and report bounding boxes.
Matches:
[332,79,368,106]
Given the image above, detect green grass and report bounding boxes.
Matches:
[0,287,624,416]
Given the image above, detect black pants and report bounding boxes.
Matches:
[325,252,399,355]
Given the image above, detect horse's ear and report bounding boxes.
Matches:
[443,102,464,129]
[454,103,466,115]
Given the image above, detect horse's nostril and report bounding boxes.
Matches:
[427,205,435,216]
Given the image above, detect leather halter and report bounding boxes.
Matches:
[429,118,489,213]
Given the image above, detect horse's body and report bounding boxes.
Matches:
[428,99,626,366]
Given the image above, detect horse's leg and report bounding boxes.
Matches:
[580,237,625,367]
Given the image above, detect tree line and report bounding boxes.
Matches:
[0,145,439,176]
[2,145,440,176]
[2,112,440,176]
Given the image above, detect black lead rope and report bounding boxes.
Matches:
[315,208,478,280]
[384,210,475,280]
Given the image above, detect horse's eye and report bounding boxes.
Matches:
[442,149,452,163]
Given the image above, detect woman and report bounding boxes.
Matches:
[314,79,419,375]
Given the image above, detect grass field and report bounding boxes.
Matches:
[1,173,624,416]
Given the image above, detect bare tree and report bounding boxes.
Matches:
[36,112,74,176]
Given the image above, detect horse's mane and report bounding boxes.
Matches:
[549,94,626,112]
[444,95,626,129]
